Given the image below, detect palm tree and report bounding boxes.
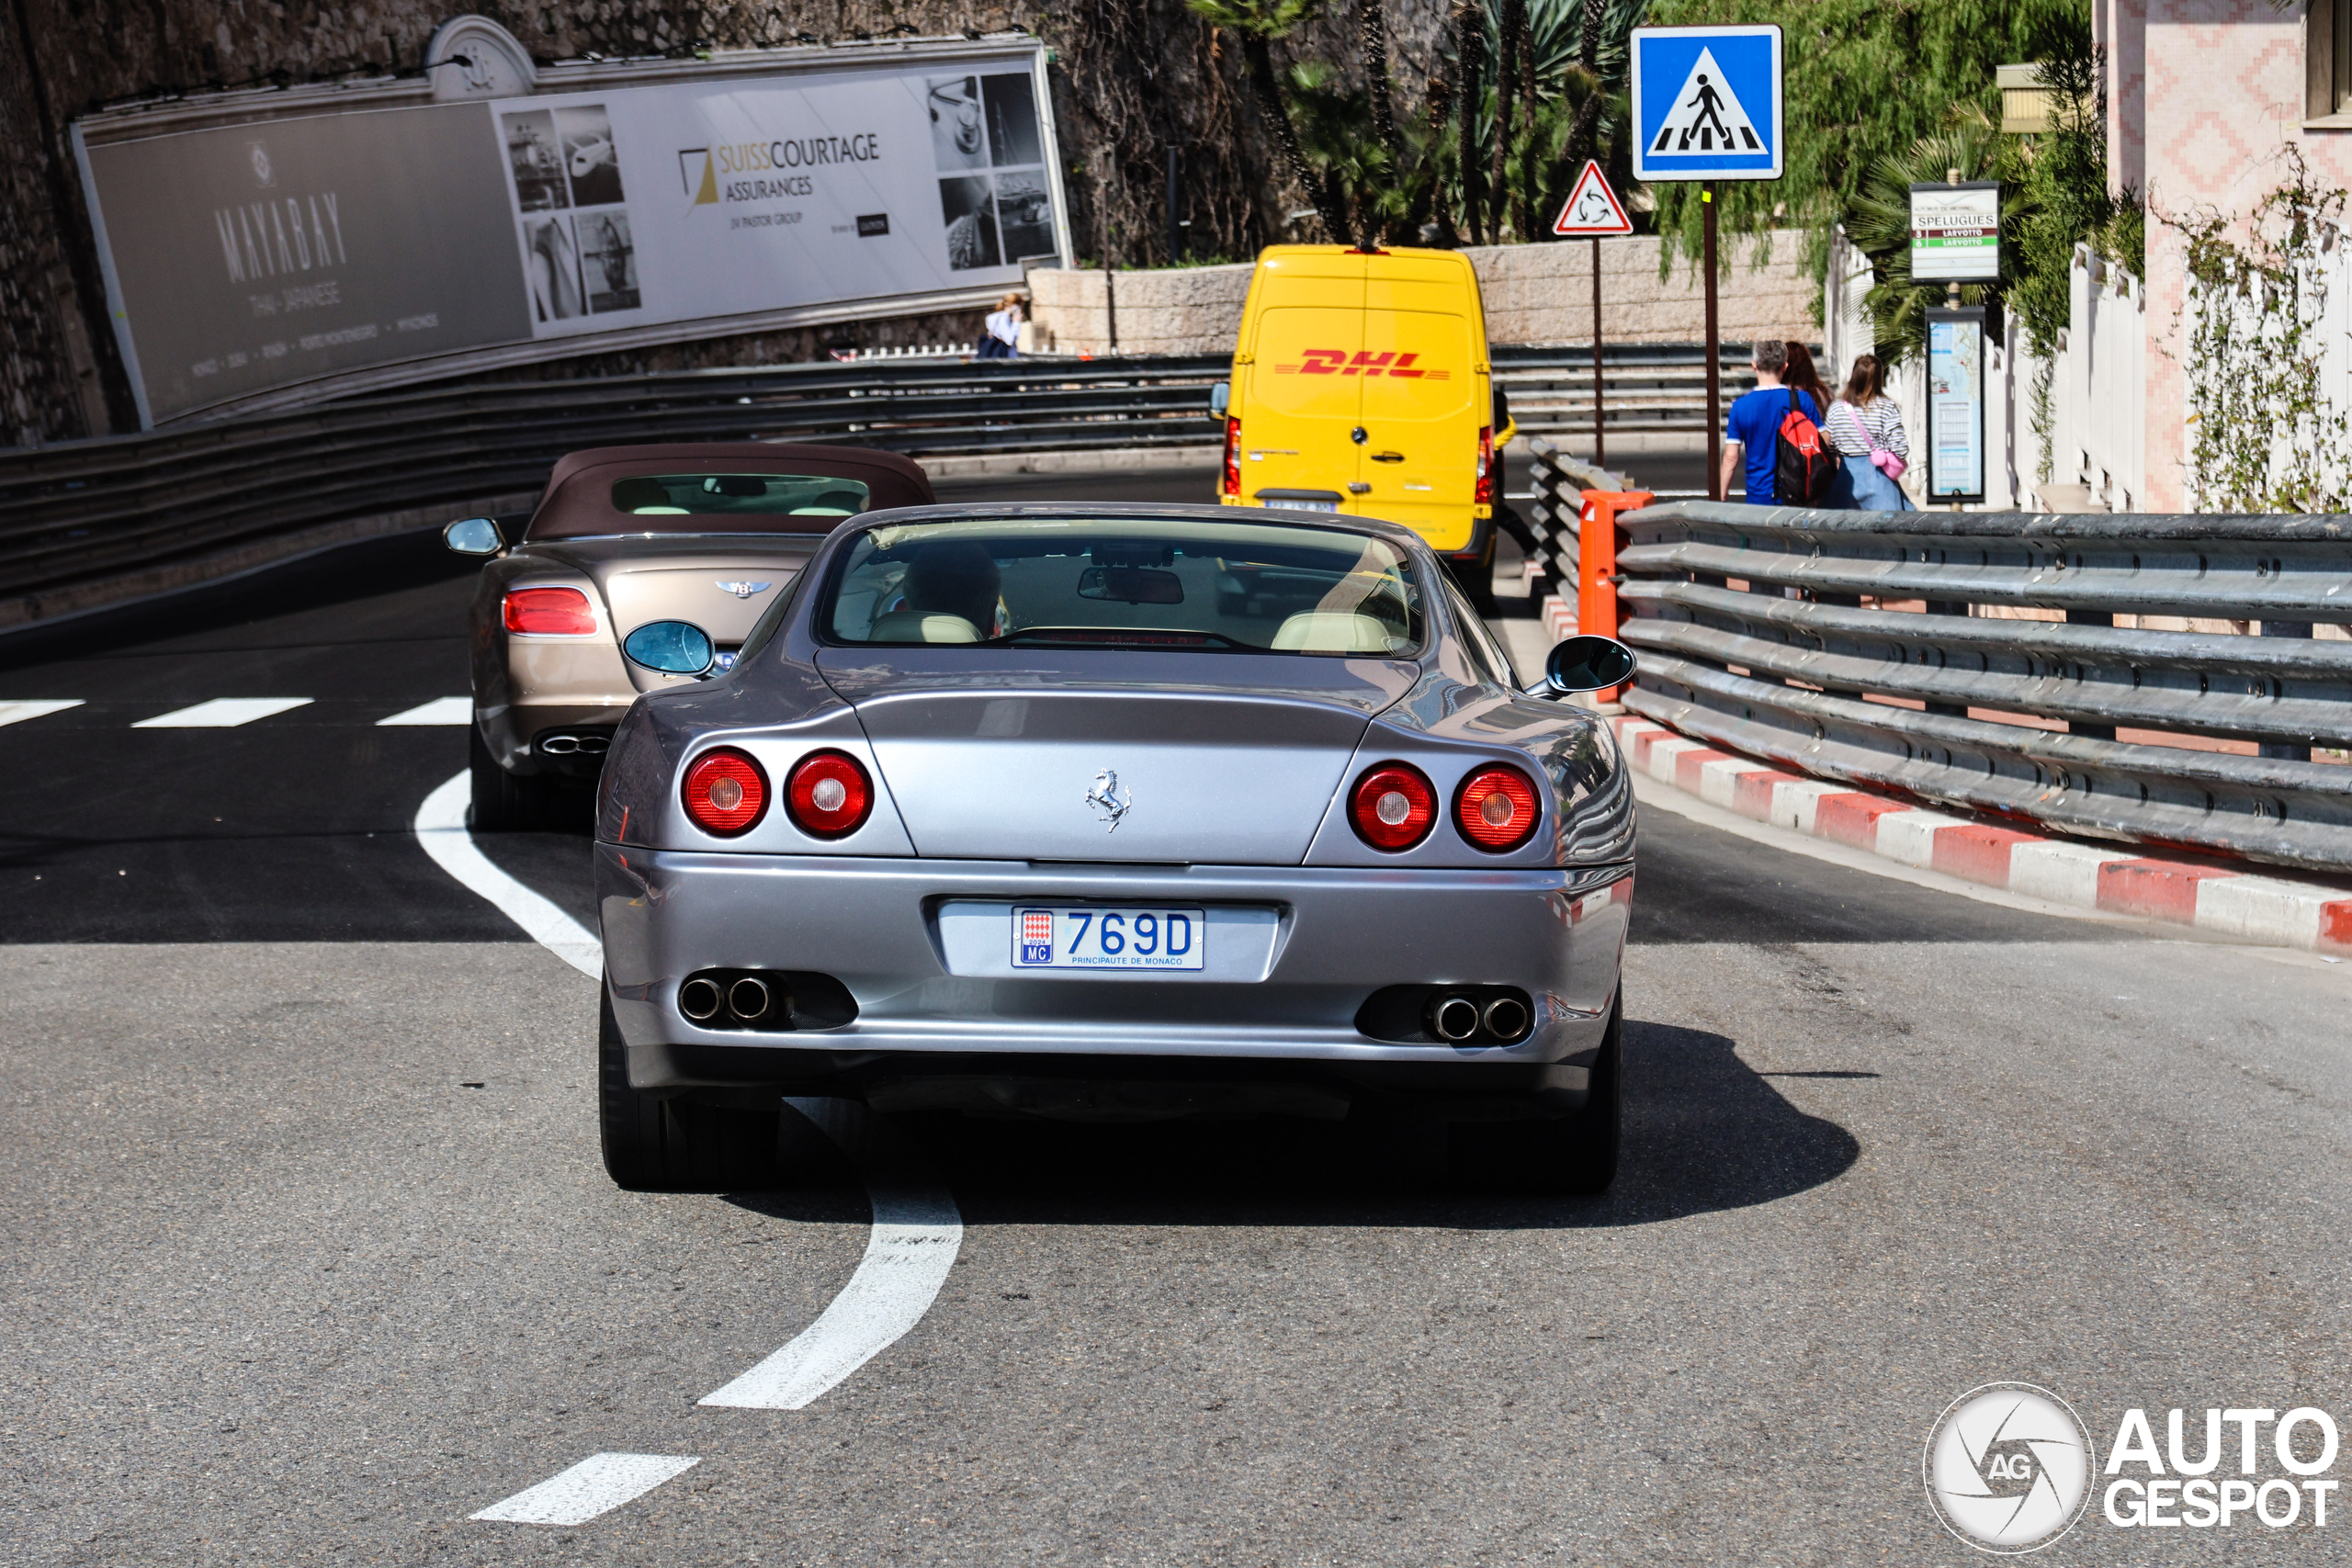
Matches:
[1187,0,1354,243]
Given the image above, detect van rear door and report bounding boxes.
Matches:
[1238,257,1365,513]
[1354,268,1481,552]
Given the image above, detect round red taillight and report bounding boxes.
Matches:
[503,586,596,636]
[1454,764,1541,851]
[681,749,768,837]
[1348,761,1436,851]
[786,750,874,839]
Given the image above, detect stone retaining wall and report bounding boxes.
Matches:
[1023,231,1818,355]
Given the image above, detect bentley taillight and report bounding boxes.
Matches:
[1222,417,1243,497]
[1454,764,1539,851]
[1348,761,1436,852]
[682,748,768,837]
[786,750,874,839]
[1474,426,1496,507]
[503,586,596,636]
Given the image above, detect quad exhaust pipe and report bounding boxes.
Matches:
[677,969,794,1029]
[1424,988,1534,1043]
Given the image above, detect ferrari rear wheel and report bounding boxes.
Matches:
[598,985,781,1191]
[469,723,549,832]
[1451,996,1622,1195]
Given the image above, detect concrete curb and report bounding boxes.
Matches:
[1606,714,2352,954]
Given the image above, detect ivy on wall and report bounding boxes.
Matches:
[2176,149,2352,515]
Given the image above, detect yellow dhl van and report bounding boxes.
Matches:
[1215,245,1516,586]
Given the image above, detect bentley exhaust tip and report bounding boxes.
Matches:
[1482,996,1531,1041]
[728,976,772,1021]
[678,977,723,1022]
[1430,994,1481,1043]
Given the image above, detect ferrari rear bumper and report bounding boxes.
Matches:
[595,846,1632,1089]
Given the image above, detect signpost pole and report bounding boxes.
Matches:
[1590,236,1606,468]
[1702,184,1721,502]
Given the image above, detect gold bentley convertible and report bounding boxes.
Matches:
[445,441,934,829]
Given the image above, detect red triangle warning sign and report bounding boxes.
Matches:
[1552,160,1634,236]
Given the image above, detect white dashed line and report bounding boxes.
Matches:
[469,1452,701,1526]
[413,771,966,1457]
[702,1097,963,1410]
[413,772,602,975]
[378,696,473,726]
[0,700,83,728]
[133,697,313,728]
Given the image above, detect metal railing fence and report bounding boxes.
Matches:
[1525,442,2352,874]
[0,347,1751,626]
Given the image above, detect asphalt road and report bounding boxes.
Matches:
[3,463,2347,1566]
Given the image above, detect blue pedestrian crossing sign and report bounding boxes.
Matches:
[1630,25,1783,182]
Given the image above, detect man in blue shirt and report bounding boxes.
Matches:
[1719,339,1819,504]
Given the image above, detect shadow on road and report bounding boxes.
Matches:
[722,1018,1858,1231]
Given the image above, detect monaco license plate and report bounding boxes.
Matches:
[1261,497,1338,513]
[1010,906,1206,971]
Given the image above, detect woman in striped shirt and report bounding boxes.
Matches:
[1824,354,1912,511]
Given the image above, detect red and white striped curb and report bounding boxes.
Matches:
[1610,716,2352,955]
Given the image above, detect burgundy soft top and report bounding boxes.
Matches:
[525,442,935,540]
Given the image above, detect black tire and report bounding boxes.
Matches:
[598,985,781,1191]
[1451,997,1622,1195]
[469,722,546,832]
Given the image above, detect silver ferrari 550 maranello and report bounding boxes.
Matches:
[594,503,1639,1193]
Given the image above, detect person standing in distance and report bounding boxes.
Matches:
[1719,339,1820,504]
[978,294,1025,359]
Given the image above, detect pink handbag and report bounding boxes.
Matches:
[1872,448,1906,480]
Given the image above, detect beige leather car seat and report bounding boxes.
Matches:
[1272,611,1398,653]
[866,611,981,643]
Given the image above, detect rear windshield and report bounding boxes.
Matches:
[613,473,871,517]
[822,518,1422,655]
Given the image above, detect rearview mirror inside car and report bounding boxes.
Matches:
[444,517,503,556]
[1078,565,1186,605]
[1209,380,1230,417]
[623,620,718,677]
[1544,635,1637,694]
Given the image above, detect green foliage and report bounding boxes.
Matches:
[1641,0,2089,282]
[1843,108,2017,368]
[1437,0,1645,240]
[2007,33,2110,359]
[2175,149,2352,513]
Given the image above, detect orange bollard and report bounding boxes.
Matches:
[1575,489,1652,703]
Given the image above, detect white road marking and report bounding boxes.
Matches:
[469,1453,700,1526]
[378,696,472,726]
[132,696,313,728]
[0,700,84,728]
[409,773,966,1419]
[412,771,601,975]
[701,1097,963,1410]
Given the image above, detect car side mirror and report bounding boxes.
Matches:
[623,620,717,677]
[1209,380,1229,418]
[444,517,503,556]
[1544,634,1637,694]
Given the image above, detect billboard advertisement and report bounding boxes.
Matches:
[74,48,1067,425]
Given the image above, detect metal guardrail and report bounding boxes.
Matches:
[1523,465,2352,874]
[0,347,1738,629]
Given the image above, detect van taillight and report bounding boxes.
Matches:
[1222,417,1242,497]
[503,586,596,636]
[1475,426,1496,507]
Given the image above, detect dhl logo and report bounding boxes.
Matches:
[1273,350,1451,379]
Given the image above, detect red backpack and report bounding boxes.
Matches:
[1774,389,1838,506]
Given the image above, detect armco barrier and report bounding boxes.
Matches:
[1520,476,2352,875]
[0,347,1746,631]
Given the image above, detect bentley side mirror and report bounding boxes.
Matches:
[444,516,503,556]
[623,620,718,678]
[1544,634,1637,694]
[1209,380,1230,418]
